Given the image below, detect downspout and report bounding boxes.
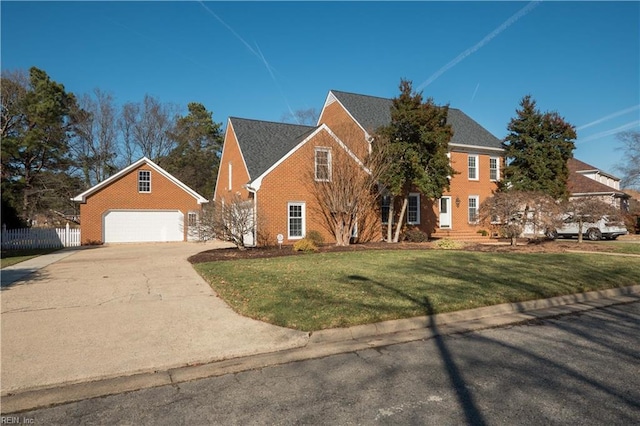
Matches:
[245,185,258,247]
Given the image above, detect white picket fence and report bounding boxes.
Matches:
[1,224,81,250]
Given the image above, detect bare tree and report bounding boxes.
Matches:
[564,197,618,243]
[479,191,527,246]
[479,191,561,246]
[617,131,640,190]
[201,194,254,250]
[281,108,319,126]
[71,89,119,187]
[119,95,177,164]
[306,137,388,246]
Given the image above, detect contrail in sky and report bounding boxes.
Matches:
[577,120,640,144]
[416,1,541,91]
[198,1,297,121]
[470,83,480,103]
[576,105,640,131]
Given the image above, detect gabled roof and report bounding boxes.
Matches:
[567,158,627,197]
[72,157,208,204]
[328,90,503,150]
[568,157,621,181]
[229,117,316,180]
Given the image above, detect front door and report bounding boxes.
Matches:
[439,197,452,228]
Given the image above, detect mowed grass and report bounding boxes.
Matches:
[195,250,640,331]
[0,248,60,268]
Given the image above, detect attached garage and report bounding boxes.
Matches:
[103,210,184,243]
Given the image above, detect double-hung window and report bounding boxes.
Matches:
[315,148,331,181]
[288,202,305,239]
[138,170,151,193]
[490,157,500,181]
[407,193,420,225]
[468,155,479,180]
[381,195,391,224]
[468,196,479,224]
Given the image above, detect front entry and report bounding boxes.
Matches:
[439,197,452,228]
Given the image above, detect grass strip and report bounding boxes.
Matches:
[0,248,60,268]
[195,250,640,331]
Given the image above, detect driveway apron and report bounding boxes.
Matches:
[1,243,309,394]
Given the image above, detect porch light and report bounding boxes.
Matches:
[455,196,461,208]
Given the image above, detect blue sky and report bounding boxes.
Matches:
[2,1,639,177]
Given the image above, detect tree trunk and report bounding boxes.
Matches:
[386,199,395,243]
[393,196,409,243]
[510,235,517,246]
[577,220,583,243]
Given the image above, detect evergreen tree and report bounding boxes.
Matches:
[502,96,576,199]
[375,79,455,242]
[163,102,223,198]
[1,67,80,223]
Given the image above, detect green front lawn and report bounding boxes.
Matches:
[0,248,60,268]
[195,250,640,331]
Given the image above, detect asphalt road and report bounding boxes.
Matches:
[14,302,640,425]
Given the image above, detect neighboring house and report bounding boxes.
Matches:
[73,157,208,244]
[567,158,630,211]
[214,90,503,246]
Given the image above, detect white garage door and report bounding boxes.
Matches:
[103,210,184,243]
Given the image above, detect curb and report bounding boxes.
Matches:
[1,285,639,414]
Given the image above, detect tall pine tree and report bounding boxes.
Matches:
[375,79,454,242]
[502,95,576,199]
[163,102,223,199]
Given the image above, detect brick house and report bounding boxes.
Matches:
[214,90,504,246]
[73,157,208,244]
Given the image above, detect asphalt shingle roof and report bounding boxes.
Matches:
[330,90,503,149]
[229,117,316,181]
[567,158,626,195]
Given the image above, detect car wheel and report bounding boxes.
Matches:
[545,229,558,240]
[586,228,601,241]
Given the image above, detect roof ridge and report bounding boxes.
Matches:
[330,89,461,111]
[229,116,316,129]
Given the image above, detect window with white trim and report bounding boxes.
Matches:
[468,155,479,180]
[468,196,479,224]
[315,148,331,181]
[138,170,151,193]
[407,193,420,225]
[489,157,500,181]
[188,212,198,227]
[288,202,305,239]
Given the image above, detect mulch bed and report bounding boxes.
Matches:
[188,238,618,264]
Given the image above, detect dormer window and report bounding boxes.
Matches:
[138,170,151,193]
[315,147,331,181]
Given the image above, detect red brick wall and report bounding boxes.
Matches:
[318,102,370,159]
[256,128,382,245]
[440,151,501,232]
[214,122,251,202]
[79,164,202,244]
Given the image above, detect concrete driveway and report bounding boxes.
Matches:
[1,242,309,395]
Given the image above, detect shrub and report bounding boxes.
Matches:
[305,230,325,246]
[477,229,488,237]
[404,228,429,242]
[293,238,318,252]
[434,238,465,250]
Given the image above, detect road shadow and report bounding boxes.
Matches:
[347,274,487,425]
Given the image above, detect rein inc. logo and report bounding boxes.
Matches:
[1,417,34,424]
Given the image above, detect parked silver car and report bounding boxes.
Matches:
[548,216,628,241]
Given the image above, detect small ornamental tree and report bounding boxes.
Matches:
[479,191,561,246]
[502,95,577,200]
[563,197,618,243]
[375,79,455,242]
[202,194,254,250]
